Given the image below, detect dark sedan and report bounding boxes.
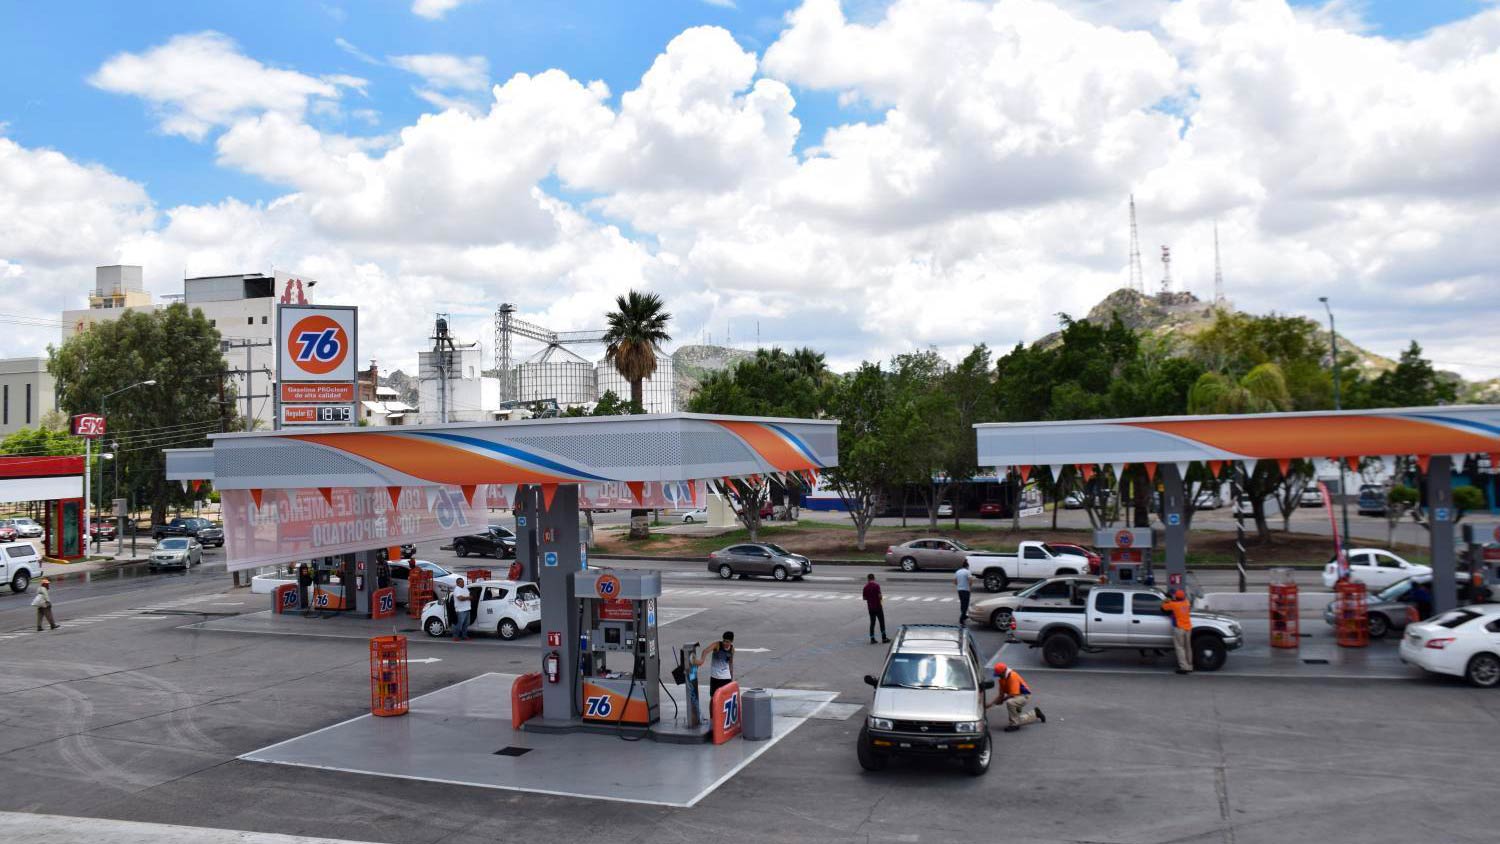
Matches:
[453,525,517,558]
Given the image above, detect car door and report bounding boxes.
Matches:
[190,541,202,565]
[1026,579,1074,610]
[477,586,507,630]
[1343,551,1373,585]
[1367,552,1406,590]
[1088,591,1131,645]
[1128,592,1174,647]
[932,541,964,571]
[1020,545,1051,579]
[726,545,759,574]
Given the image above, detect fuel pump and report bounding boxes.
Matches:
[1094,528,1154,586]
[572,568,662,728]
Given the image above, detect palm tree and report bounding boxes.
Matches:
[602,291,672,413]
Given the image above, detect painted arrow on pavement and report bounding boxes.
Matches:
[408,657,444,664]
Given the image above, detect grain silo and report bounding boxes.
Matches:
[516,345,596,407]
[596,353,675,413]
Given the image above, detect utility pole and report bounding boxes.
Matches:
[1320,296,1351,548]
[221,339,273,430]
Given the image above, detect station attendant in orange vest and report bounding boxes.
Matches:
[988,662,1045,732]
[1161,589,1193,674]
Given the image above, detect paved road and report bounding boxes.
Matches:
[1,549,1496,843]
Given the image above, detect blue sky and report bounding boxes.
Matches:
[1,0,1486,210]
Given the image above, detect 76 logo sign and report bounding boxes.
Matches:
[585,694,614,718]
[284,313,350,376]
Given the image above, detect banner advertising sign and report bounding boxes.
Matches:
[1019,480,1044,519]
[477,481,703,511]
[222,485,485,571]
[70,413,106,438]
[276,303,357,431]
[281,383,356,403]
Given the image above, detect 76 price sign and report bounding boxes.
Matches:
[71,413,107,439]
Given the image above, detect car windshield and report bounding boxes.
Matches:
[417,561,451,577]
[488,525,514,538]
[880,653,975,690]
[1375,578,1418,602]
[159,539,189,549]
[949,539,971,551]
[1042,544,1076,556]
[763,543,792,556]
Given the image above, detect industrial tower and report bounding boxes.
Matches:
[1213,223,1226,306]
[1128,195,1144,293]
[493,303,606,404]
[1159,245,1173,295]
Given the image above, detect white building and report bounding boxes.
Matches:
[184,274,299,429]
[61,265,159,340]
[596,355,675,413]
[418,342,486,424]
[0,358,57,436]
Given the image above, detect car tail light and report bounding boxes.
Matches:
[1425,638,1454,650]
[708,552,717,559]
[886,546,895,554]
[1406,606,1419,624]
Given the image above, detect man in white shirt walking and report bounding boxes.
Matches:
[955,562,972,627]
[451,577,472,641]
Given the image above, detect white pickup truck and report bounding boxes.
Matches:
[967,541,1091,592]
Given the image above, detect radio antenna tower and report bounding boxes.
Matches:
[1127,195,1144,293]
[1213,222,1226,306]
[1159,245,1172,295]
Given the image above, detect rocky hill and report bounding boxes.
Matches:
[672,344,754,408]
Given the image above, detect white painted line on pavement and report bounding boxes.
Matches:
[129,615,168,620]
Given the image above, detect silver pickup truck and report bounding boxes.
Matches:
[1012,584,1243,671]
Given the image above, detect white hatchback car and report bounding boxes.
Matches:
[421,579,541,640]
[1399,603,1500,687]
[1321,549,1431,590]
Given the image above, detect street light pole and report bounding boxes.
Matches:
[96,380,157,552]
[1319,297,1351,548]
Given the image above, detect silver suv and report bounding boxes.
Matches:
[859,625,994,776]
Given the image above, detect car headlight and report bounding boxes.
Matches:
[868,717,893,730]
[954,721,981,733]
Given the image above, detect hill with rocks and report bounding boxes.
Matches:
[671,344,755,408]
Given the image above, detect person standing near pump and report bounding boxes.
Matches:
[955,561,972,626]
[863,574,889,644]
[452,576,472,641]
[32,578,58,631]
[988,661,1044,732]
[297,564,313,615]
[1160,589,1193,674]
[697,631,735,704]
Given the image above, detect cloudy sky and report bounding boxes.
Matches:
[2,0,1498,380]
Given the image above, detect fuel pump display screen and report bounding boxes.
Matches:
[604,627,622,646]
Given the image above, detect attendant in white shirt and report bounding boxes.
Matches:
[452,577,472,641]
[955,562,972,627]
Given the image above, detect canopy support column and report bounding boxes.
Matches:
[1160,463,1187,590]
[1426,456,1457,614]
[538,484,582,724]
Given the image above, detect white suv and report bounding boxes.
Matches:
[0,541,41,592]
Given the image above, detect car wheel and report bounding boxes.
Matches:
[718,564,734,579]
[856,726,888,772]
[1465,653,1500,688]
[1041,632,1079,668]
[983,571,1008,593]
[1192,634,1228,672]
[1367,612,1390,640]
[10,571,29,593]
[498,618,520,640]
[684,516,695,523]
[424,617,446,638]
[900,557,918,573]
[963,733,992,777]
[455,543,470,558]
[990,608,1013,631]
[772,566,788,582]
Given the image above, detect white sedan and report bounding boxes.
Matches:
[1321,549,1431,590]
[681,508,708,523]
[422,579,541,640]
[1399,603,1500,687]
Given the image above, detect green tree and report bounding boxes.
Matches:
[686,347,831,418]
[1362,342,1457,408]
[48,304,231,525]
[0,426,83,456]
[602,290,671,539]
[940,345,994,527]
[1191,311,1331,410]
[824,362,895,550]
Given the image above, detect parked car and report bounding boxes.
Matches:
[149,537,202,570]
[1321,548,1431,590]
[1399,604,1500,687]
[1064,490,1117,510]
[966,541,1091,591]
[681,507,708,523]
[1013,585,1243,671]
[376,544,418,562]
[708,543,811,581]
[0,525,16,542]
[1300,487,1324,507]
[89,520,117,540]
[421,579,541,640]
[1192,489,1223,510]
[0,541,42,592]
[885,538,973,572]
[937,502,953,517]
[1323,572,1495,639]
[858,625,995,776]
[1357,483,1387,516]
[0,517,43,539]
[389,559,463,602]
[978,502,1004,519]
[968,575,1098,631]
[152,517,224,547]
[452,525,516,559]
[1042,542,1101,575]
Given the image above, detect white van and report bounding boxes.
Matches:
[1,541,42,592]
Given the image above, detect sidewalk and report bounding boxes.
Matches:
[43,546,149,578]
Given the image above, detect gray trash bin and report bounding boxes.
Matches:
[742,688,773,741]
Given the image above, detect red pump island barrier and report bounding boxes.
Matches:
[511,672,544,729]
[1268,568,1299,649]
[464,568,491,583]
[1333,580,1370,648]
[370,635,409,716]
[711,681,742,744]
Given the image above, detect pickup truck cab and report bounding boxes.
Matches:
[859,624,995,776]
[967,541,1091,592]
[1013,585,1243,671]
[0,541,42,592]
[153,517,224,547]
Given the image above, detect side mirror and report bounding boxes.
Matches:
[863,674,878,687]
[980,679,995,690]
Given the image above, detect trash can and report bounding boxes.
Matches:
[741,688,773,741]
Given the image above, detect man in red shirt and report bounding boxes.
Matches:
[863,574,889,644]
[989,662,1045,732]
[1160,589,1193,674]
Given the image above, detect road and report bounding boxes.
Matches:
[0,541,1496,843]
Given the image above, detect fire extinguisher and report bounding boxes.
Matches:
[545,651,560,684]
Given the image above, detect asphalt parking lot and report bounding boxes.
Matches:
[1,540,1497,843]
